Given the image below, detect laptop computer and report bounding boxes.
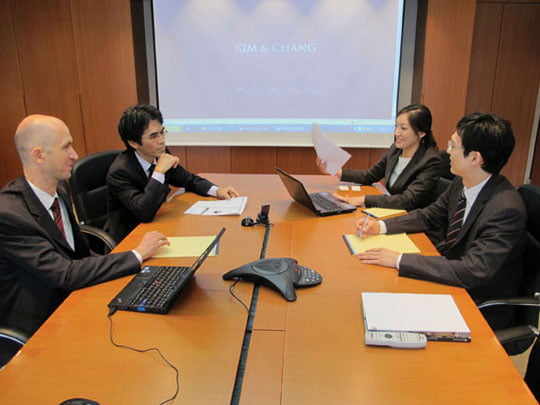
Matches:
[108,227,226,314]
[275,167,356,216]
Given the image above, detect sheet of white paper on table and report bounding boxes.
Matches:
[184,196,248,216]
[311,123,351,175]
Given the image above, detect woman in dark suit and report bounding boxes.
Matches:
[317,104,441,210]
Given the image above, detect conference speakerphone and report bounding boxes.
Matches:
[223,257,322,301]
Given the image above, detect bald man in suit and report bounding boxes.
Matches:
[0,115,169,336]
[355,112,526,330]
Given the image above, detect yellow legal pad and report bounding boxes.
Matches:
[343,233,420,255]
[361,207,407,219]
[153,236,218,258]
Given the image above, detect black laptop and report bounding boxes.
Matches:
[275,167,356,216]
[108,228,225,314]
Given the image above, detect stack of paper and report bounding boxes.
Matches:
[184,196,247,216]
[362,292,471,341]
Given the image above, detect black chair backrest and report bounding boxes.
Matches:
[514,185,540,343]
[438,150,454,180]
[519,184,540,242]
[70,150,120,229]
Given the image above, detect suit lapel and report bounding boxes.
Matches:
[384,147,401,185]
[19,177,74,252]
[451,175,501,247]
[127,150,153,186]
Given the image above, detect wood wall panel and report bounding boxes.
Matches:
[71,0,138,153]
[421,0,476,145]
[491,3,540,184]
[466,3,503,113]
[10,0,86,157]
[186,146,230,173]
[0,1,25,187]
[231,147,277,173]
[167,146,187,168]
[276,147,318,174]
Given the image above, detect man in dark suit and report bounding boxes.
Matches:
[356,112,526,330]
[105,104,239,242]
[0,115,170,336]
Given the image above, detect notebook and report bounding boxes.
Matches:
[108,227,226,314]
[275,167,356,216]
[362,292,471,342]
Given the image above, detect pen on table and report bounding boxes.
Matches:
[359,213,371,238]
[201,207,209,215]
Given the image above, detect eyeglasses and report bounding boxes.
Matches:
[447,140,463,152]
[143,128,168,141]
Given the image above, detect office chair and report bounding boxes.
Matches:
[433,150,455,199]
[70,150,120,251]
[438,150,454,181]
[70,150,120,229]
[80,224,117,254]
[0,325,30,369]
[476,184,540,355]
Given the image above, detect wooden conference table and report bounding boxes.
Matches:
[0,174,536,404]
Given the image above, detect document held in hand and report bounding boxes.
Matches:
[362,292,471,342]
[311,123,351,175]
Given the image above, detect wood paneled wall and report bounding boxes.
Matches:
[0,0,538,187]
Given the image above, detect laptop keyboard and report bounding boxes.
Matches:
[311,193,342,211]
[125,266,189,311]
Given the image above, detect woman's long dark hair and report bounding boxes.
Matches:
[396,104,437,149]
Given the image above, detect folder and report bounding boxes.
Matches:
[362,292,471,342]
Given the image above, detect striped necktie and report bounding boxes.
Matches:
[50,197,66,239]
[440,193,466,254]
[148,163,156,178]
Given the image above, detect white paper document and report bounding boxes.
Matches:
[184,196,248,216]
[362,292,471,341]
[311,123,351,175]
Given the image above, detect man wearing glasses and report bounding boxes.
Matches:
[355,112,526,330]
[105,104,238,242]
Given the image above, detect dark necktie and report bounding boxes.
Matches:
[148,163,156,178]
[50,197,66,239]
[440,193,466,254]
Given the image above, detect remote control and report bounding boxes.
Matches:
[365,331,427,349]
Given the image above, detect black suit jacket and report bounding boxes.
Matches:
[0,177,139,336]
[341,143,441,210]
[105,149,215,242]
[384,175,527,329]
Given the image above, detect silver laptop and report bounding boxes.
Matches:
[275,167,356,216]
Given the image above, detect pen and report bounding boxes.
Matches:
[359,213,371,238]
[201,207,209,215]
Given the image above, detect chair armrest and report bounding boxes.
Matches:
[495,325,539,346]
[477,294,540,309]
[79,224,118,254]
[0,326,30,346]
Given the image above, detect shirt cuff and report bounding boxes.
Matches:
[151,171,165,184]
[208,185,218,197]
[131,249,143,264]
[396,253,403,269]
[378,220,387,234]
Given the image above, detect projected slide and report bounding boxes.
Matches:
[152,0,404,146]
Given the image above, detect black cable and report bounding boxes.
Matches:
[107,312,179,404]
[229,278,250,313]
[230,222,272,404]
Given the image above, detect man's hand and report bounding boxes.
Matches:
[356,248,399,268]
[333,193,366,207]
[154,153,179,174]
[355,215,379,236]
[134,231,170,260]
[216,186,239,200]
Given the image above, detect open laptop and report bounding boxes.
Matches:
[275,167,356,216]
[108,227,226,314]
